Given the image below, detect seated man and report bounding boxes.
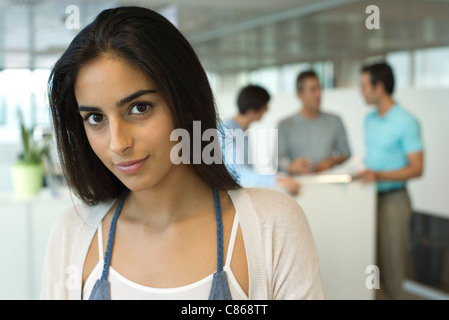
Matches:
[277,70,351,174]
[221,85,300,196]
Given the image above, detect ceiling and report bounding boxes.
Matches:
[0,0,449,73]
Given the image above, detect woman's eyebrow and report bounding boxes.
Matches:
[117,89,158,107]
[78,106,101,113]
[77,89,158,113]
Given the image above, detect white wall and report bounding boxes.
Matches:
[215,87,449,219]
[0,144,21,192]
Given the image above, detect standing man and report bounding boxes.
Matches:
[222,84,300,196]
[277,70,351,174]
[357,62,424,300]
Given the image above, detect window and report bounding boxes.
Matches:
[414,46,449,88]
[0,69,50,143]
[386,51,412,89]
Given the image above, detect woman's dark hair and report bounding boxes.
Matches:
[361,62,395,95]
[236,85,270,115]
[48,6,240,205]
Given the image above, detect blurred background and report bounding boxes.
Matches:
[0,0,448,300]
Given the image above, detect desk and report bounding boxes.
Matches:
[294,174,376,300]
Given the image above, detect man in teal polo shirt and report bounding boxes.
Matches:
[356,62,424,300]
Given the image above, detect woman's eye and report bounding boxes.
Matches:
[130,103,152,115]
[83,113,104,126]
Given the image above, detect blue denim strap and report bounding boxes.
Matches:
[209,187,232,300]
[101,189,129,281]
[208,270,232,300]
[89,189,128,300]
[90,187,232,300]
[88,279,111,300]
[213,187,224,273]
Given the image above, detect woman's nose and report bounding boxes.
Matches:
[109,118,133,154]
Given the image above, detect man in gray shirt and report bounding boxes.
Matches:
[278,70,351,174]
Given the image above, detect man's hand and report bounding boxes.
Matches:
[276,176,301,196]
[354,169,376,183]
[355,151,423,184]
[313,158,335,172]
[287,157,312,174]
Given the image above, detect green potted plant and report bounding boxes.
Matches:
[11,109,51,198]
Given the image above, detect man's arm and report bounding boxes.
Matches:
[288,157,312,174]
[314,117,351,173]
[313,154,348,172]
[277,122,291,172]
[356,151,424,182]
[375,151,424,180]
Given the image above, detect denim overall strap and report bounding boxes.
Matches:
[89,187,232,300]
[208,187,232,300]
[88,189,129,300]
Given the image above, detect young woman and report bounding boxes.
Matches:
[41,6,323,300]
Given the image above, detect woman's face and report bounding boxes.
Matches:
[74,56,178,192]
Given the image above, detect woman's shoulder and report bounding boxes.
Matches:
[228,187,323,299]
[228,187,309,231]
[55,198,115,231]
[48,197,116,249]
[229,187,304,217]
[54,201,89,230]
[41,197,117,299]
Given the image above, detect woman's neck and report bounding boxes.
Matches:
[122,165,214,230]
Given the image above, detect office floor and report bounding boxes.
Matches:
[375,286,426,300]
[402,291,426,300]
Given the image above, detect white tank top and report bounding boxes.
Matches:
[82,213,248,300]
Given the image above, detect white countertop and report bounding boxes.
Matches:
[0,186,76,204]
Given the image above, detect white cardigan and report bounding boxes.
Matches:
[40,187,324,300]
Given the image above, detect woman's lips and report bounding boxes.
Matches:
[115,156,149,174]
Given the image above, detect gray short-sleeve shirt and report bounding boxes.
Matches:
[277,112,351,171]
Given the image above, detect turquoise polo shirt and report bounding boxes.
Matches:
[364,103,423,192]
